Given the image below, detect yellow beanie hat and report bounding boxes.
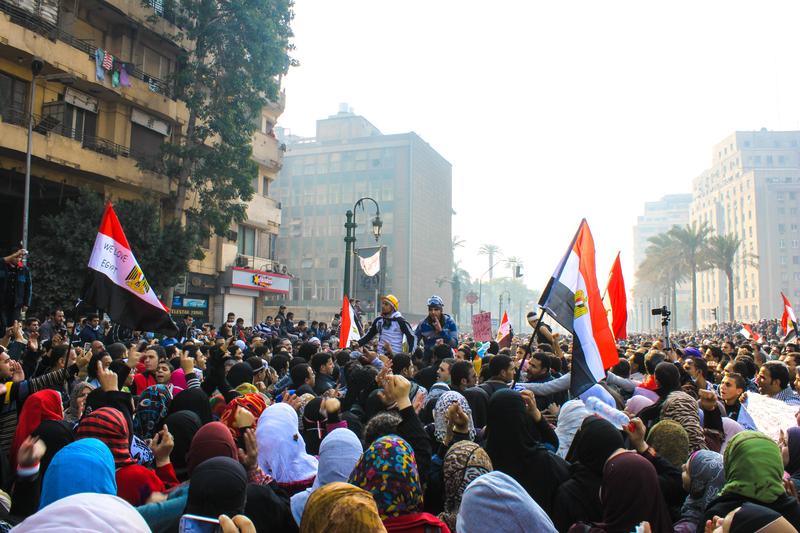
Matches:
[383,294,399,311]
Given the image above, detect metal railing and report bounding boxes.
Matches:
[0,0,174,98]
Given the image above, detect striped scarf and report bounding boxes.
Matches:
[661,391,708,453]
[76,407,135,468]
[220,393,267,439]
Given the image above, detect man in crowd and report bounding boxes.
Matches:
[291,362,316,396]
[39,309,66,343]
[358,295,415,355]
[449,360,477,393]
[757,360,800,405]
[414,295,458,360]
[311,351,337,396]
[79,313,104,343]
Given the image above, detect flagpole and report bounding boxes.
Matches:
[514,306,545,387]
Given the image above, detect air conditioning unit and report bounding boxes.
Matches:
[235,255,249,268]
[280,264,289,275]
[271,263,282,273]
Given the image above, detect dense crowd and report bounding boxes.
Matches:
[0,281,799,532]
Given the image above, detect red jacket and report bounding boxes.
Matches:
[116,462,179,506]
[384,513,451,533]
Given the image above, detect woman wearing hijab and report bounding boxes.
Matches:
[704,431,800,529]
[433,391,476,446]
[638,362,681,429]
[781,427,800,493]
[349,435,450,533]
[554,399,590,459]
[76,406,179,506]
[184,456,248,520]
[716,502,798,533]
[300,482,387,533]
[257,402,318,495]
[553,416,625,532]
[10,420,75,517]
[438,441,492,532]
[291,427,362,526]
[624,395,654,416]
[674,450,724,533]
[646,419,691,468]
[485,389,568,516]
[220,392,268,442]
[186,421,239,476]
[38,439,117,509]
[301,397,347,456]
[569,452,673,533]
[64,382,93,424]
[720,417,744,454]
[10,390,63,469]
[10,493,151,533]
[457,471,557,533]
[460,387,488,429]
[159,410,201,481]
[167,387,213,425]
[132,384,172,440]
[660,390,708,453]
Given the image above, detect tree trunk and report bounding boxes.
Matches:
[672,280,677,326]
[691,264,697,331]
[727,268,735,322]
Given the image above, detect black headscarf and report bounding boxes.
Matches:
[168,388,213,425]
[108,360,131,391]
[227,363,254,389]
[570,416,625,476]
[730,502,786,533]
[186,457,248,518]
[485,389,569,515]
[302,397,327,456]
[244,483,295,532]
[32,420,75,475]
[160,410,202,481]
[462,387,488,428]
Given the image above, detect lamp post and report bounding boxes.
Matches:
[499,290,511,320]
[343,197,382,298]
[21,58,44,262]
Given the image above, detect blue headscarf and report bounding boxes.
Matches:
[39,438,117,509]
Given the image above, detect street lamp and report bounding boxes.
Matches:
[343,197,381,298]
[499,290,511,320]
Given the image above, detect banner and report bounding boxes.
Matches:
[359,249,381,276]
[472,312,493,342]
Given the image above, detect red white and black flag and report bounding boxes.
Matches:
[81,203,177,336]
[539,219,619,397]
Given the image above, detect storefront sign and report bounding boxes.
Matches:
[171,296,210,323]
[230,267,290,294]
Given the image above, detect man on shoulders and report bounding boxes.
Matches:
[414,296,458,360]
[358,295,415,355]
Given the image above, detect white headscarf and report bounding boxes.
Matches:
[257,402,319,484]
[554,399,591,458]
[11,493,151,532]
[290,427,363,525]
[434,391,476,442]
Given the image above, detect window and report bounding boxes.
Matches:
[794,240,800,249]
[778,192,785,200]
[0,73,28,118]
[130,124,164,161]
[780,240,786,249]
[780,224,786,233]
[301,258,313,269]
[792,224,799,232]
[795,256,800,265]
[41,101,97,143]
[782,273,789,282]
[794,273,800,281]
[237,226,255,256]
[262,176,270,197]
[780,256,788,265]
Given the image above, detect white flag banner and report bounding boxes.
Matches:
[359,249,381,277]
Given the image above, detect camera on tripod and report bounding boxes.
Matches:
[651,306,671,317]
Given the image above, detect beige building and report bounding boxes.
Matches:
[691,130,800,327]
[0,0,285,326]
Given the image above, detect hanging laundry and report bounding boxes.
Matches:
[119,63,132,88]
[95,48,105,81]
[112,68,120,88]
[102,51,113,71]
[148,79,158,93]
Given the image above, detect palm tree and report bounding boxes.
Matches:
[452,235,465,253]
[667,223,712,331]
[449,261,472,324]
[478,244,502,281]
[637,232,688,319]
[707,233,758,322]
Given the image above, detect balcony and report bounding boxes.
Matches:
[251,130,283,172]
[234,254,276,273]
[0,108,170,194]
[245,194,281,229]
[0,0,175,99]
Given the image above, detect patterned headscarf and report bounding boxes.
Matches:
[132,384,172,439]
[680,450,725,525]
[348,435,422,519]
[660,391,707,453]
[433,391,475,443]
[76,407,135,467]
[220,393,268,439]
[438,440,493,531]
[300,482,387,533]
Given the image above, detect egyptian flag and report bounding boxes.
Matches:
[339,294,361,349]
[782,292,798,337]
[603,252,627,340]
[539,219,619,397]
[81,203,177,335]
[495,311,512,348]
[739,323,761,342]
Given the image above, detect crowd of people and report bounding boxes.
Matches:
[0,285,799,532]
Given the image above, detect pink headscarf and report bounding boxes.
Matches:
[170,368,189,391]
[625,395,655,416]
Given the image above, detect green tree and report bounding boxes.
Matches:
[154,0,296,246]
[636,232,688,322]
[667,223,712,331]
[707,233,757,322]
[28,189,197,314]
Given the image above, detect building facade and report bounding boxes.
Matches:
[630,194,693,332]
[0,0,285,327]
[690,130,800,328]
[274,107,453,323]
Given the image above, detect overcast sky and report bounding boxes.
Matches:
[279,1,800,299]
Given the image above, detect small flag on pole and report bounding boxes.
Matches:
[539,219,619,397]
[782,292,798,336]
[603,252,627,340]
[81,203,177,335]
[339,294,361,349]
[495,311,512,348]
[739,323,761,342]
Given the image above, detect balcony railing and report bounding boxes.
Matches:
[0,0,174,98]
[2,106,131,158]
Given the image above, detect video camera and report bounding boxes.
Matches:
[651,306,671,317]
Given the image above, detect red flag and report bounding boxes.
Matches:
[604,252,628,340]
[782,292,798,335]
[739,324,761,342]
[339,294,361,349]
[495,311,512,348]
[81,203,177,335]
[539,219,619,396]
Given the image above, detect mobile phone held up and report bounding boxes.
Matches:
[179,514,220,533]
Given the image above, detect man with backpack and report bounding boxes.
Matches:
[357,294,415,355]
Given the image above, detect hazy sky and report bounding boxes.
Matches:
[279,1,800,299]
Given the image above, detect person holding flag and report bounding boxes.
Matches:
[356,294,415,355]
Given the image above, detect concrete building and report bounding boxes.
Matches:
[0,0,286,326]
[274,106,453,323]
[630,194,693,332]
[691,130,800,328]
